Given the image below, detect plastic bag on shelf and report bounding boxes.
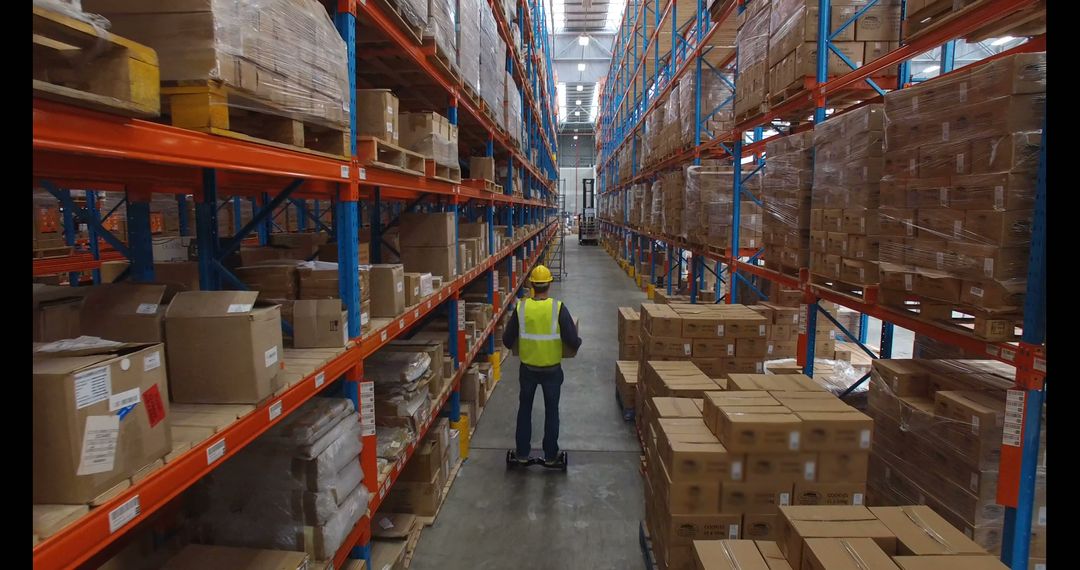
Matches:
[84,0,351,130]
[366,351,432,385]
[376,425,414,460]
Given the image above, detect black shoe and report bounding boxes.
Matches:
[544,457,561,467]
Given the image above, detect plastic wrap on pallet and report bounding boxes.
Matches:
[865,359,1047,555]
[649,179,663,234]
[392,0,430,31]
[807,104,885,287]
[457,0,482,94]
[661,83,681,158]
[660,169,685,238]
[194,398,371,558]
[762,130,812,273]
[643,100,664,166]
[733,0,770,118]
[680,68,735,147]
[83,0,350,130]
[425,0,457,63]
[505,71,522,146]
[400,112,457,168]
[35,0,111,33]
[479,6,506,123]
[878,53,1045,312]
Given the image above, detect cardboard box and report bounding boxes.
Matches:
[33,341,172,504]
[891,556,1009,570]
[153,261,201,291]
[777,505,897,569]
[370,264,406,317]
[745,453,817,483]
[404,272,425,305]
[469,156,496,181]
[660,457,722,515]
[692,540,770,570]
[728,374,827,393]
[741,514,781,541]
[802,538,898,570]
[400,245,457,280]
[796,411,873,451]
[164,291,283,404]
[235,264,299,300]
[816,451,869,483]
[703,392,781,436]
[720,481,793,514]
[398,213,456,247]
[655,513,741,547]
[293,299,348,348]
[317,242,371,265]
[357,89,399,143]
[618,306,642,344]
[33,284,86,342]
[870,505,988,556]
[162,545,309,570]
[792,481,866,506]
[381,465,442,516]
[400,434,446,483]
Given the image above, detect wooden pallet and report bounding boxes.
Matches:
[374,0,425,45]
[903,0,1045,43]
[358,137,427,176]
[422,38,460,84]
[33,245,74,259]
[461,81,483,111]
[424,159,462,183]
[879,291,1023,342]
[33,6,161,118]
[464,178,502,194]
[161,81,350,158]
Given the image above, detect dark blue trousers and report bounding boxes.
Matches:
[516,363,564,461]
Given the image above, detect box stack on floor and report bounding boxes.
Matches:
[877,53,1045,341]
[866,358,1046,562]
[762,131,813,277]
[639,302,771,378]
[688,501,1013,569]
[639,364,874,570]
[810,104,886,294]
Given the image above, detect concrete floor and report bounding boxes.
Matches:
[410,239,646,570]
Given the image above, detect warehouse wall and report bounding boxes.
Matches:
[559,167,595,215]
[557,134,596,167]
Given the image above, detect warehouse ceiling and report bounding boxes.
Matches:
[552,0,622,133]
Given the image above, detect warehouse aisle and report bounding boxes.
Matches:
[410,238,645,569]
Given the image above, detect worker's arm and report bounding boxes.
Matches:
[502,305,519,349]
[559,303,582,350]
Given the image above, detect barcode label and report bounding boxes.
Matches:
[381,331,388,342]
[136,303,159,315]
[227,304,253,313]
[315,372,327,388]
[731,460,743,481]
[74,366,111,409]
[207,439,226,464]
[804,461,816,481]
[359,168,367,180]
[108,495,141,533]
[341,165,350,179]
[788,431,800,450]
[728,524,739,539]
[779,493,791,506]
[269,400,283,421]
[143,351,161,372]
[109,388,141,412]
[853,493,864,505]
[1002,390,1025,447]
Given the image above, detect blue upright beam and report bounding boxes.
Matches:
[196,169,222,291]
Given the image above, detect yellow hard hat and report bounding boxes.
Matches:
[529,265,554,284]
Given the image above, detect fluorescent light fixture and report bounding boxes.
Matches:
[576,99,582,105]
[575,111,581,116]
[921,65,939,75]
[573,135,579,140]
[576,85,583,92]
[990,36,1015,46]
[578,35,589,46]
[577,63,586,71]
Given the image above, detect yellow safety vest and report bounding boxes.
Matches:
[517,297,563,367]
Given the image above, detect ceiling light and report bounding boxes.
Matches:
[575,99,582,105]
[575,111,581,116]
[576,85,583,92]
[578,35,589,46]
[573,135,579,140]
[577,63,586,71]
[921,65,939,75]
[990,36,1015,46]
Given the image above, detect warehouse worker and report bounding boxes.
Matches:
[502,264,582,467]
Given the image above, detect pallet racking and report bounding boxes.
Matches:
[32,0,560,567]
[593,0,1045,567]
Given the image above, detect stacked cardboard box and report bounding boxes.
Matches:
[877,53,1045,338]
[383,417,452,517]
[457,0,482,95]
[425,0,458,65]
[479,6,506,128]
[399,111,459,168]
[618,306,641,360]
[648,179,664,234]
[398,212,458,281]
[644,98,666,167]
[687,165,762,252]
[865,358,1046,557]
[809,104,886,290]
[616,361,639,412]
[639,302,771,378]
[733,0,771,120]
[661,170,687,238]
[766,0,899,106]
[85,0,351,133]
[762,131,813,277]
[679,70,735,150]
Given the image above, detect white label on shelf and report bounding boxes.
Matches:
[970,286,984,298]
[716,324,725,337]
[379,485,387,499]
[1002,390,1025,447]
[755,362,764,373]
[207,439,226,464]
[986,345,1000,358]
[853,493,864,505]
[136,303,159,315]
[399,319,406,330]
[942,122,950,142]
[683,344,691,356]
[788,431,800,450]
[414,309,420,318]
[108,495,141,534]
[860,429,871,449]
[269,400,283,421]
[264,346,278,368]
[360,401,375,414]
[341,165,350,179]
[379,517,395,530]
[1038,506,1046,526]
[359,168,367,180]
[971,415,980,435]
[1000,347,1016,362]
[728,524,740,539]
[804,460,816,481]
[380,331,388,342]
[458,300,466,330]
[1034,357,1046,373]
[779,493,791,506]
[77,415,119,475]
[74,366,111,410]
[731,460,743,481]
[143,351,161,372]
[912,96,919,113]
[360,381,374,395]
[903,274,913,291]
[227,303,253,314]
[361,411,375,425]
[315,372,327,389]
[109,388,141,412]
